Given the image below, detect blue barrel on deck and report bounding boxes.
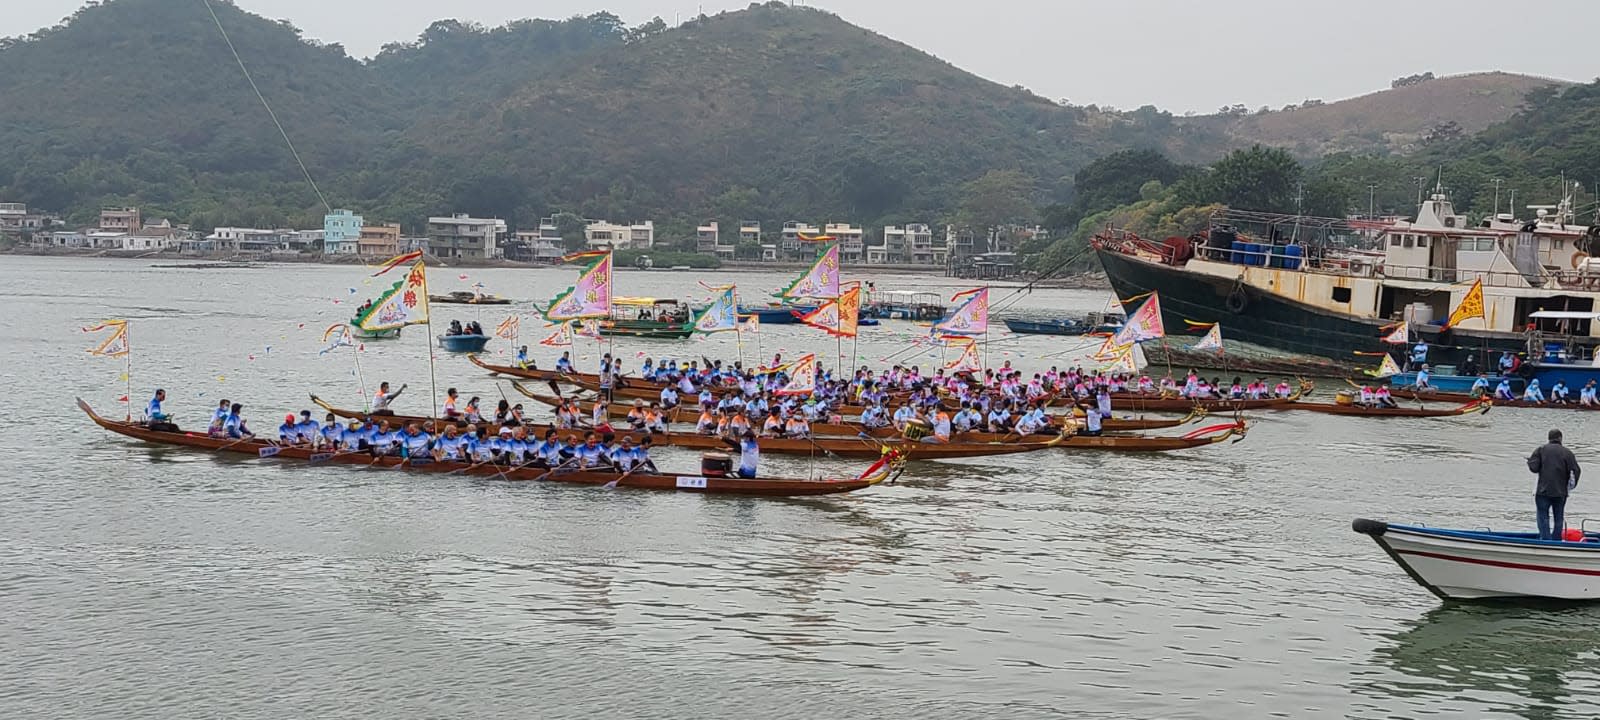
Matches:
[1229,239,1243,264]
[1284,244,1303,270]
[1244,242,1262,266]
[1545,342,1566,363]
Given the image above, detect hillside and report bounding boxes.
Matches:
[0,0,1572,239]
[404,3,1223,228]
[0,0,398,227]
[1209,72,1569,157]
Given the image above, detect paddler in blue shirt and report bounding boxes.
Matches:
[576,432,609,470]
[1524,379,1547,404]
[1470,374,1491,398]
[277,414,300,444]
[295,411,320,443]
[515,345,531,369]
[721,430,760,478]
[320,413,343,448]
[1410,339,1429,370]
[145,389,168,424]
[556,352,574,373]
[1552,380,1573,404]
[208,399,231,436]
[222,403,251,439]
[399,423,433,458]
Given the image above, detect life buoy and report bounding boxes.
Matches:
[1573,251,1589,269]
[1225,288,1248,314]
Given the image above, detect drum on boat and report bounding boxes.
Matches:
[701,452,732,477]
[1335,390,1356,406]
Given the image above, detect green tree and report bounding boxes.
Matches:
[956,169,1037,230]
[1182,145,1302,213]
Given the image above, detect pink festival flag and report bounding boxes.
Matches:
[545,252,613,321]
[777,243,840,301]
[1111,291,1165,346]
[931,287,988,337]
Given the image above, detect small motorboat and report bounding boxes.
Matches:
[1003,312,1124,336]
[739,303,817,325]
[429,290,511,305]
[437,333,490,352]
[1353,518,1600,600]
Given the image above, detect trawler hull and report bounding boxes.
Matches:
[1094,247,1529,367]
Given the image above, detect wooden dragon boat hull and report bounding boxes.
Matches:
[1291,399,1490,418]
[80,400,877,496]
[509,382,1203,435]
[310,396,1057,459]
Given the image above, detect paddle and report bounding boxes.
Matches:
[532,456,583,483]
[602,460,650,490]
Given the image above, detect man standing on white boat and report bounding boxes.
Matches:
[1527,429,1581,540]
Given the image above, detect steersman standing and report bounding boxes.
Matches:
[1527,429,1581,540]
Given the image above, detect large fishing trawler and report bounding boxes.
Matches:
[1092,184,1600,372]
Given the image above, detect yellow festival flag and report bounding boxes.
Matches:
[1380,321,1409,344]
[1445,278,1485,329]
[1368,354,1402,377]
[494,315,520,340]
[84,319,130,358]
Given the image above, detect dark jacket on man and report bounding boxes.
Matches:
[1528,437,1580,497]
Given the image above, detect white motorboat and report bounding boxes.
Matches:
[1353,518,1600,600]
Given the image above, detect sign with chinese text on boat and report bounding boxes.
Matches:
[545,252,613,321]
[778,243,840,301]
[357,261,430,331]
[932,287,988,337]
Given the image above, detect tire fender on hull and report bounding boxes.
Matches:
[1225,286,1248,314]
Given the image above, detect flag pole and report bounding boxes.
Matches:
[982,285,991,375]
[351,334,370,412]
[125,320,133,421]
[423,264,439,420]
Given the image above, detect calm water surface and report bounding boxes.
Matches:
[3,256,1600,719]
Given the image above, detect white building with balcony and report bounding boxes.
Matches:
[585,220,654,250]
[779,221,821,259]
[427,214,509,259]
[696,221,734,259]
[825,222,864,264]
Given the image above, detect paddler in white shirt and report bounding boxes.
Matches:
[1582,380,1599,407]
[1470,374,1491,398]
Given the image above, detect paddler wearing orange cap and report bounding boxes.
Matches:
[277,414,300,445]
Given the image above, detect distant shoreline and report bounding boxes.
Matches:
[4,246,1110,289]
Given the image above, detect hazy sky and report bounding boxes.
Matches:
[7,0,1596,112]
